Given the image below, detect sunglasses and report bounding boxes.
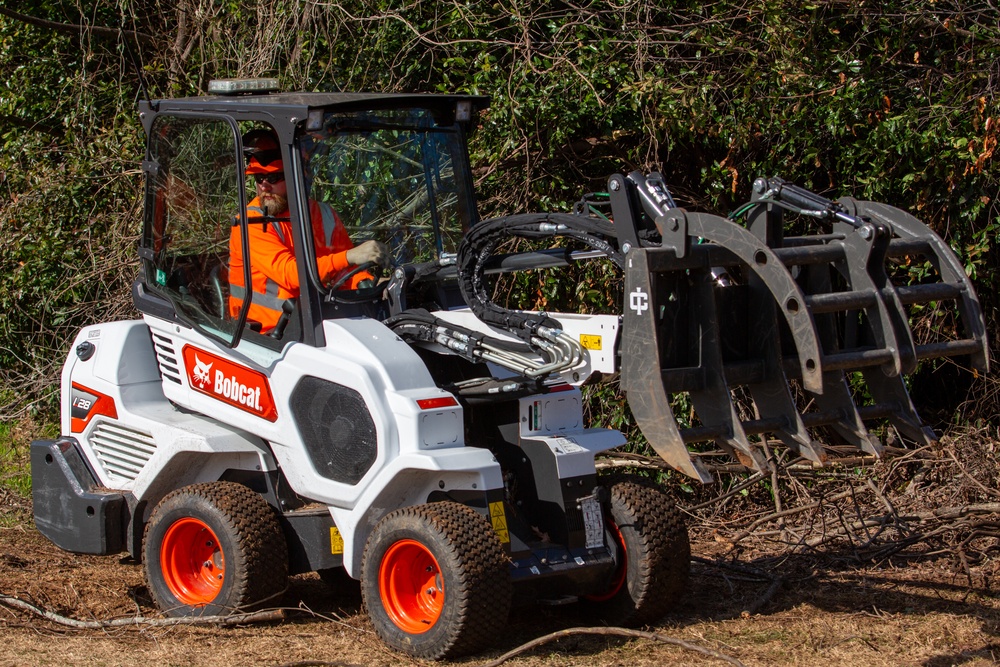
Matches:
[253,173,285,185]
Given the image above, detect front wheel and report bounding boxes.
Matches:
[361,502,511,660]
[143,482,288,616]
[582,476,690,626]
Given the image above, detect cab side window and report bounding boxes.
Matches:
[143,115,243,346]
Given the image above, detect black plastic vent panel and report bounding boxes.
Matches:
[290,376,377,485]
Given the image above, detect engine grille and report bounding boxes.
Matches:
[290,376,377,485]
[89,421,157,482]
[151,332,182,384]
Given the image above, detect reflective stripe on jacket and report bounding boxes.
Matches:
[228,198,355,331]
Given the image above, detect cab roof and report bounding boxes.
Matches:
[141,91,491,122]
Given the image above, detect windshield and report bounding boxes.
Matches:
[300,108,475,291]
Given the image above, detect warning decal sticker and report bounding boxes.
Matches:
[489,501,510,544]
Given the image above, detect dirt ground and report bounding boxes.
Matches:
[0,491,997,667]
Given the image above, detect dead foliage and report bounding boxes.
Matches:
[599,424,1000,600]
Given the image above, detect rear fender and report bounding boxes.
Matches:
[132,449,275,515]
[61,320,161,437]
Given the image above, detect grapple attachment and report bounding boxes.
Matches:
[610,173,989,483]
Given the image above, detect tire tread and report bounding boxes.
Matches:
[362,501,511,659]
[144,481,287,616]
[586,475,690,626]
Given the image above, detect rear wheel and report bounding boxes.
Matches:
[361,502,511,660]
[583,476,690,626]
[143,481,288,616]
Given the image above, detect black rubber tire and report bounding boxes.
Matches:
[361,502,512,660]
[143,481,288,617]
[582,476,690,626]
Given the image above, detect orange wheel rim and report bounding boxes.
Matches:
[378,539,444,634]
[586,522,627,602]
[160,517,225,605]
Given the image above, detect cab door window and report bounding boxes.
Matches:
[142,115,246,346]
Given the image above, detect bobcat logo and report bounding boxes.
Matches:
[192,354,213,388]
[181,345,278,422]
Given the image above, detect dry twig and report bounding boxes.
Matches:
[0,593,284,629]
[475,626,746,667]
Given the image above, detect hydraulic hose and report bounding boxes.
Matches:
[456,212,622,344]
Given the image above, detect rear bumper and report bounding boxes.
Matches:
[31,439,127,555]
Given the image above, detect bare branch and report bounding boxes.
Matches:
[0,6,156,47]
[0,593,284,628]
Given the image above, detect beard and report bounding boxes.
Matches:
[259,191,288,215]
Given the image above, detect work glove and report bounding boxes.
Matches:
[345,240,391,269]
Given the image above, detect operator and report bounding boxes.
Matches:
[229,129,390,333]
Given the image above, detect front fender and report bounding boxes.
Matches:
[329,447,504,577]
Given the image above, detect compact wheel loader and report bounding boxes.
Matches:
[31,79,988,659]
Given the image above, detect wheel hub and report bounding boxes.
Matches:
[160,517,226,605]
[378,539,444,634]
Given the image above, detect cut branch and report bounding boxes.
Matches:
[475,626,747,667]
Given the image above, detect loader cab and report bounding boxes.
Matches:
[133,85,487,351]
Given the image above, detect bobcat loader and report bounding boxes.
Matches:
[31,79,988,659]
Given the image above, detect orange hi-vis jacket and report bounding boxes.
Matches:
[229,198,360,331]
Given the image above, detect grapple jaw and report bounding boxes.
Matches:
[611,173,989,481]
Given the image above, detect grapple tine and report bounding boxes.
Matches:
[861,368,938,446]
[845,201,982,447]
[812,371,885,457]
[744,271,825,464]
[685,271,771,473]
[621,248,714,484]
[732,221,828,464]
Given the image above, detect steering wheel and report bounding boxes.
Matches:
[329,261,378,291]
[326,261,392,302]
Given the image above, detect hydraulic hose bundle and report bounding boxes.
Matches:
[455,212,623,342]
[385,308,580,386]
[387,212,622,390]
